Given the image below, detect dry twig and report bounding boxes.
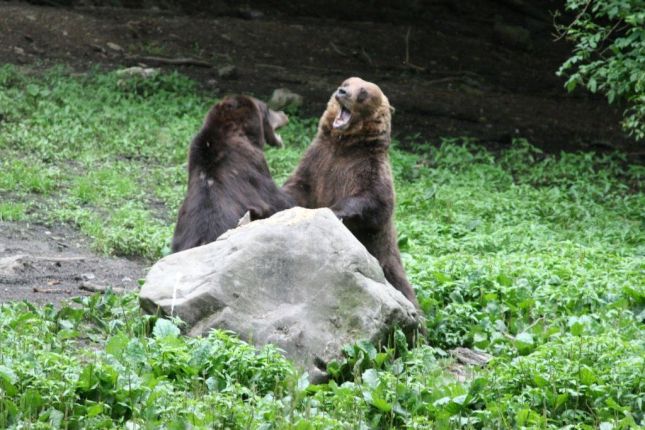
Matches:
[33,256,88,262]
[553,0,592,41]
[360,47,374,66]
[403,27,426,71]
[80,282,126,294]
[33,287,71,294]
[125,55,213,67]
[329,42,348,57]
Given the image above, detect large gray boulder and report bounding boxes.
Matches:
[140,207,422,382]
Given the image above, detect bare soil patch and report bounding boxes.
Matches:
[0,1,637,154]
[0,221,146,305]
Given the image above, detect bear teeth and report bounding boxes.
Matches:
[333,107,352,129]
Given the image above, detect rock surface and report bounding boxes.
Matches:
[140,207,421,382]
[268,88,303,111]
[116,66,159,79]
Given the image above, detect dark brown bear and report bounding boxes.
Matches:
[171,95,294,253]
[283,77,420,308]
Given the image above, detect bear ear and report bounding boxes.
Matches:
[266,108,288,131]
[389,105,396,115]
[262,108,288,147]
[251,97,288,148]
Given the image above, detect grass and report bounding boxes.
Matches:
[0,65,643,429]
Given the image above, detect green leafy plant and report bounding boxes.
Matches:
[557,0,645,140]
[0,67,643,428]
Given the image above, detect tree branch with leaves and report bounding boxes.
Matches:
[556,0,645,140]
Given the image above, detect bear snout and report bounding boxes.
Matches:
[335,88,351,102]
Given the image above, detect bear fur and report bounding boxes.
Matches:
[283,77,420,308]
[172,95,294,253]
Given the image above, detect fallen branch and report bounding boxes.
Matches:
[426,76,471,85]
[329,42,347,57]
[447,363,474,383]
[88,43,107,53]
[360,47,374,66]
[287,64,349,75]
[33,256,88,262]
[125,55,213,68]
[329,42,348,57]
[33,287,71,294]
[255,63,287,70]
[403,27,426,71]
[450,347,492,366]
[80,282,126,294]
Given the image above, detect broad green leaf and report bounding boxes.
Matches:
[589,78,598,93]
[579,366,597,385]
[371,395,392,413]
[358,340,377,359]
[106,332,129,357]
[570,322,584,336]
[374,352,389,367]
[0,365,17,385]
[44,408,64,429]
[533,374,549,387]
[21,389,43,413]
[152,318,180,339]
[0,365,17,396]
[0,399,18,426]
[326,361,341,378]
[86,403,104,417]
[362,369,380,389]
[555,393,569,409]
[496,273,513,287]
[606,398,627,412]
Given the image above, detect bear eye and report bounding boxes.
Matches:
[357,88,368,103]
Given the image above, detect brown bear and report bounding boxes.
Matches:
[171,95,295,253]
[282,77,420,308]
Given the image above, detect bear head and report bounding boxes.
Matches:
[206,95,288,148]
[320,77,393,143]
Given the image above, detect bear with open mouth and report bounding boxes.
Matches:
[171,95,294,253]
[283,77,421,308]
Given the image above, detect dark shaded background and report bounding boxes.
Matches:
[1,0,639,155]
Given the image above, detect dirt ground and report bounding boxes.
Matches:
[0,1,638,153]
[0,1,640,305]
[0,221,146,305]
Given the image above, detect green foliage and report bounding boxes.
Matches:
[0,65,207,257]
[0,202,26,222]
[557,0,645,140]
[0,67,643,428]
[0,294,300,428]
[478,331,644,428]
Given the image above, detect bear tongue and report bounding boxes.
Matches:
[333,107,352,129]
